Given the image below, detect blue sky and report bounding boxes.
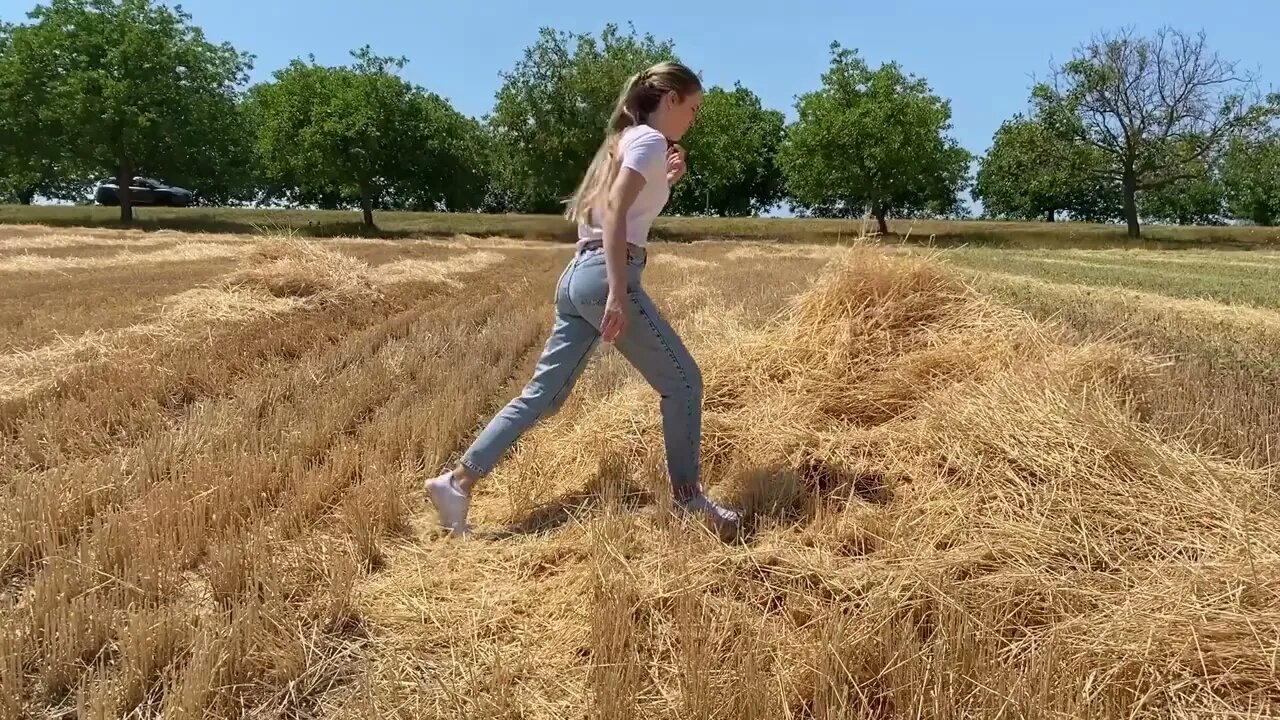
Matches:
[2,0,1277,177]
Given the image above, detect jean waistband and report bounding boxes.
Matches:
[577,240,646,261]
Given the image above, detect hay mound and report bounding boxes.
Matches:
[498,245,1279,713]
[0,286,310,402]
[224,238,381,305]
[4,239,385,404]
[372,250,506,287]
[159,287,305,324]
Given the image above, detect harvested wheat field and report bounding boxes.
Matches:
[1,224,1277,719]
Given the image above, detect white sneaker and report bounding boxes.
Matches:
[425,471,471,537]
[677,492,742,534]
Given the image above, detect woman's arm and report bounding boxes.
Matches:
[600,167,646,343]
[599,128,667,343]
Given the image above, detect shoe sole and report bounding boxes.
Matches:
[675,505,741,535]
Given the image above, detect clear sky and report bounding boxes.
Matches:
[2,0,1277,168]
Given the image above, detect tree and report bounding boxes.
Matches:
[0,148,92,204]
[0,20,85,204]
[1220,135,1280,226]
[1032,26,1276,237]
[1138,143,1226,225]
[778,42,970,235]
[164,95,260,206]
[250,47,486,228]
[400,94,490,212]
[488,23,676,214]
[973,115,1121,222]
[1140,174,1226,225]
[1066,175,1127,224]
[665,83,785,216]
[0,0,252,222]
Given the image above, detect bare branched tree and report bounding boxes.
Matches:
[1032,26,1277,236]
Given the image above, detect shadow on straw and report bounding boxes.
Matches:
[727,460,896,545]
[474,456,895,545]
[497,469,655,538]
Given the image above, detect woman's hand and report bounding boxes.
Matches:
[666,144,687,186]
[598,156,648,345]
[601,291,627,343]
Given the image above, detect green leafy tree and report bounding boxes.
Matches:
[0,0,253,221]
[778,42,970,235]
[1139,175,1226,225]
[250,47,487,227]
[1221,135,1280,226]
[1032,26,1276,237]
[488,23,676,213]
[0,20,90,204]
[1138,143,1225,225]
[401,94,491,212]
[666,83,785,216]
[161,95,260,206]
[973,115,1122,222]
[1067,175,1126,224]
[0,149,92,204]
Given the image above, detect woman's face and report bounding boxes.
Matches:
[661,88,703,140]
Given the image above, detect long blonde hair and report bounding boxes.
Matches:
[564,61,701,223]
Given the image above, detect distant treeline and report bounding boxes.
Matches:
[2,1,1278,238]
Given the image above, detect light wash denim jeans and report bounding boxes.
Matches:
[460,242,703,500]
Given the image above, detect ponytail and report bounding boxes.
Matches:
[564,62,700,223]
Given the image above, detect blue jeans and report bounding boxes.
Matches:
[460,243,703,500]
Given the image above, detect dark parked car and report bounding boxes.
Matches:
[94,177,193,206]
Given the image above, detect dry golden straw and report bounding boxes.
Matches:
[0,238,370,401]
[372,250,507,287]
[360,244,1279,718]
[3,237,1276,719]
[222,237,385,305]
[0,242,244,272]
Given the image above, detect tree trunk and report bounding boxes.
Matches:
[117,161,134,225]
[871,199,888,236]
[360,183,375,229]
[18,187,36,205]
[1045,208,1056,222]
[1122,168,1140,238]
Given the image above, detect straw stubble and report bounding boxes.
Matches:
[355,244,1277,718]
[2,231,1276,719]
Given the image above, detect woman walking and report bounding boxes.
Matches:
[425,61,740,537]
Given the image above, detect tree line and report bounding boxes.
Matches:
[975,26,1280,235]
[1,0,1278,237]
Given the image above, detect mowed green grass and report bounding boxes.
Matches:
[937,245,1280,373]
[942,246,1280,309]
[5,203,1280,248]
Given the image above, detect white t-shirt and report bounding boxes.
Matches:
[577,124,670,248]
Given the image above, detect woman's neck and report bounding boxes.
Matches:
[644,109,674,138]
